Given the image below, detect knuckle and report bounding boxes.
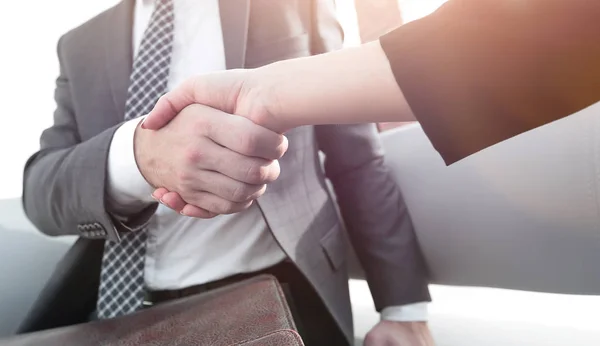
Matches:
[175,172,197,194]
[245,164,268,184]
[274,146,285,159]
[247,185,267,201]
[176,171,190,186]
[183,148,203,165]
[177,165,196,181]
[258,161,280,184]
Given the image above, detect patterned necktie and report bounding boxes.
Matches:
[97,0,174,319]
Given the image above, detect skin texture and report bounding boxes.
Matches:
[135,103,288,218]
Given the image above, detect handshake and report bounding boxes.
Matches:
[135,70,289,218]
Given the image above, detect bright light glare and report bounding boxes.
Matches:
[399,0,448,23]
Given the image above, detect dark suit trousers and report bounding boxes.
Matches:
[263,262,349,346]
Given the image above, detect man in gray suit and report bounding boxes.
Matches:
[21,0,432,345]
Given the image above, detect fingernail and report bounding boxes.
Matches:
[180,210,187,216]
[140,117,148,129]
[151,194,158,200]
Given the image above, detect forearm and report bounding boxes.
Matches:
[253,41,414,132]
[24,123,157,241]
[255,0,600,163]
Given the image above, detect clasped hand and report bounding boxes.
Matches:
[134,70,282,217]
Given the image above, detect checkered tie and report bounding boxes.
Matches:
[97,0,174,319]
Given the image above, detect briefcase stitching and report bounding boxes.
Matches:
[233,329,304,345]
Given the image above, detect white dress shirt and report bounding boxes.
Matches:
[106,0,427,321]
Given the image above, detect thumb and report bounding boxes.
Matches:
[142,78,197,130]
[142,72,244,130]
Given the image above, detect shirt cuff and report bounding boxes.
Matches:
[106,116,156,214]
[380,302,429,322]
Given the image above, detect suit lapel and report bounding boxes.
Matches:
[219,0,250,69]
[219,1,279,225]
[105,0,135,120]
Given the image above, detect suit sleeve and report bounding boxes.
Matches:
[380,0,600,165]
[22,36,156,242]
[311,0,431,309]
[315,124,431,309]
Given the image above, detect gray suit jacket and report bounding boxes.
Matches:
[21,0,430,341]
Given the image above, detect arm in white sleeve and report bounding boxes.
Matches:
[106,117,156,216]
[381,302,429,322]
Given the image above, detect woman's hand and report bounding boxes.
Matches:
[142,68,285,133]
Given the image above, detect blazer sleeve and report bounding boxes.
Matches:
[380,0,600,165]
[315,124,432,309]
[22,36,156,242]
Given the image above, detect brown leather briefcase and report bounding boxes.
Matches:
[0,274,304,346]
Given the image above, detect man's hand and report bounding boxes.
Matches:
[139,70,286,217]
[135,103,287,218]
[364,321,435,346]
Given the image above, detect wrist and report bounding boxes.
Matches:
[234,67,285,133]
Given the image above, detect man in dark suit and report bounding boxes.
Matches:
[21,1,433,344]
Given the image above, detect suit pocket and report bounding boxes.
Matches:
[245,33,311,68]
[320,223,346,271]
